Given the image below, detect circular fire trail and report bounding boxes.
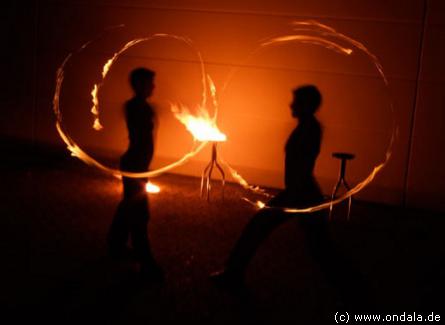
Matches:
[53,21,396,214]
[220,20,398,214]
[53,30,220,179]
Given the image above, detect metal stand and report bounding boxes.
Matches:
[329,152,355,220]
[201,142,225,201]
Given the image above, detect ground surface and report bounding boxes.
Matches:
[1,145,444,324]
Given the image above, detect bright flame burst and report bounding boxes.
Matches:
[171,104,226,142]
[171,75,226,142]
[145,181,161,193]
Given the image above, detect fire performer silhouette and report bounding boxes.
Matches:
[108,67,163,281]
[211,85,371,309]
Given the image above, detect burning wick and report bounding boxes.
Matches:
[145,181,160,194]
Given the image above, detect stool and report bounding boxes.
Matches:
[330,152,355,220]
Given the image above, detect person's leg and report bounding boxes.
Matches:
[128,180,163,280]
[130,199,155,262]
[227,210,288,274]
[300,212,373,310]
[108,202,130,255]
[107,177,137,257]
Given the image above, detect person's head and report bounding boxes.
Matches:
[290,85,322,119]
[129,67,155,98]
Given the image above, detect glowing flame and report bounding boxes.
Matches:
[93,118,103,131]
[145,181,161,193]
[91,84,99,114]
[171,104,227,142]
[256,201,266,209]
[90,39,154,130]
[102,58,114,78]
[90,84,103,130]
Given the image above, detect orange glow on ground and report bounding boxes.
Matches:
[145,181,161,194]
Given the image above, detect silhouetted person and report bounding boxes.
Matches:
[108,67,163,281]
[212,85,371,309]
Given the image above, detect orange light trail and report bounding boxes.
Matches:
[53,30,216,179]
[221,20,397,214]
[52,21,397,215]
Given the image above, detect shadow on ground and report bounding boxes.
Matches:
[1,140,444,323]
